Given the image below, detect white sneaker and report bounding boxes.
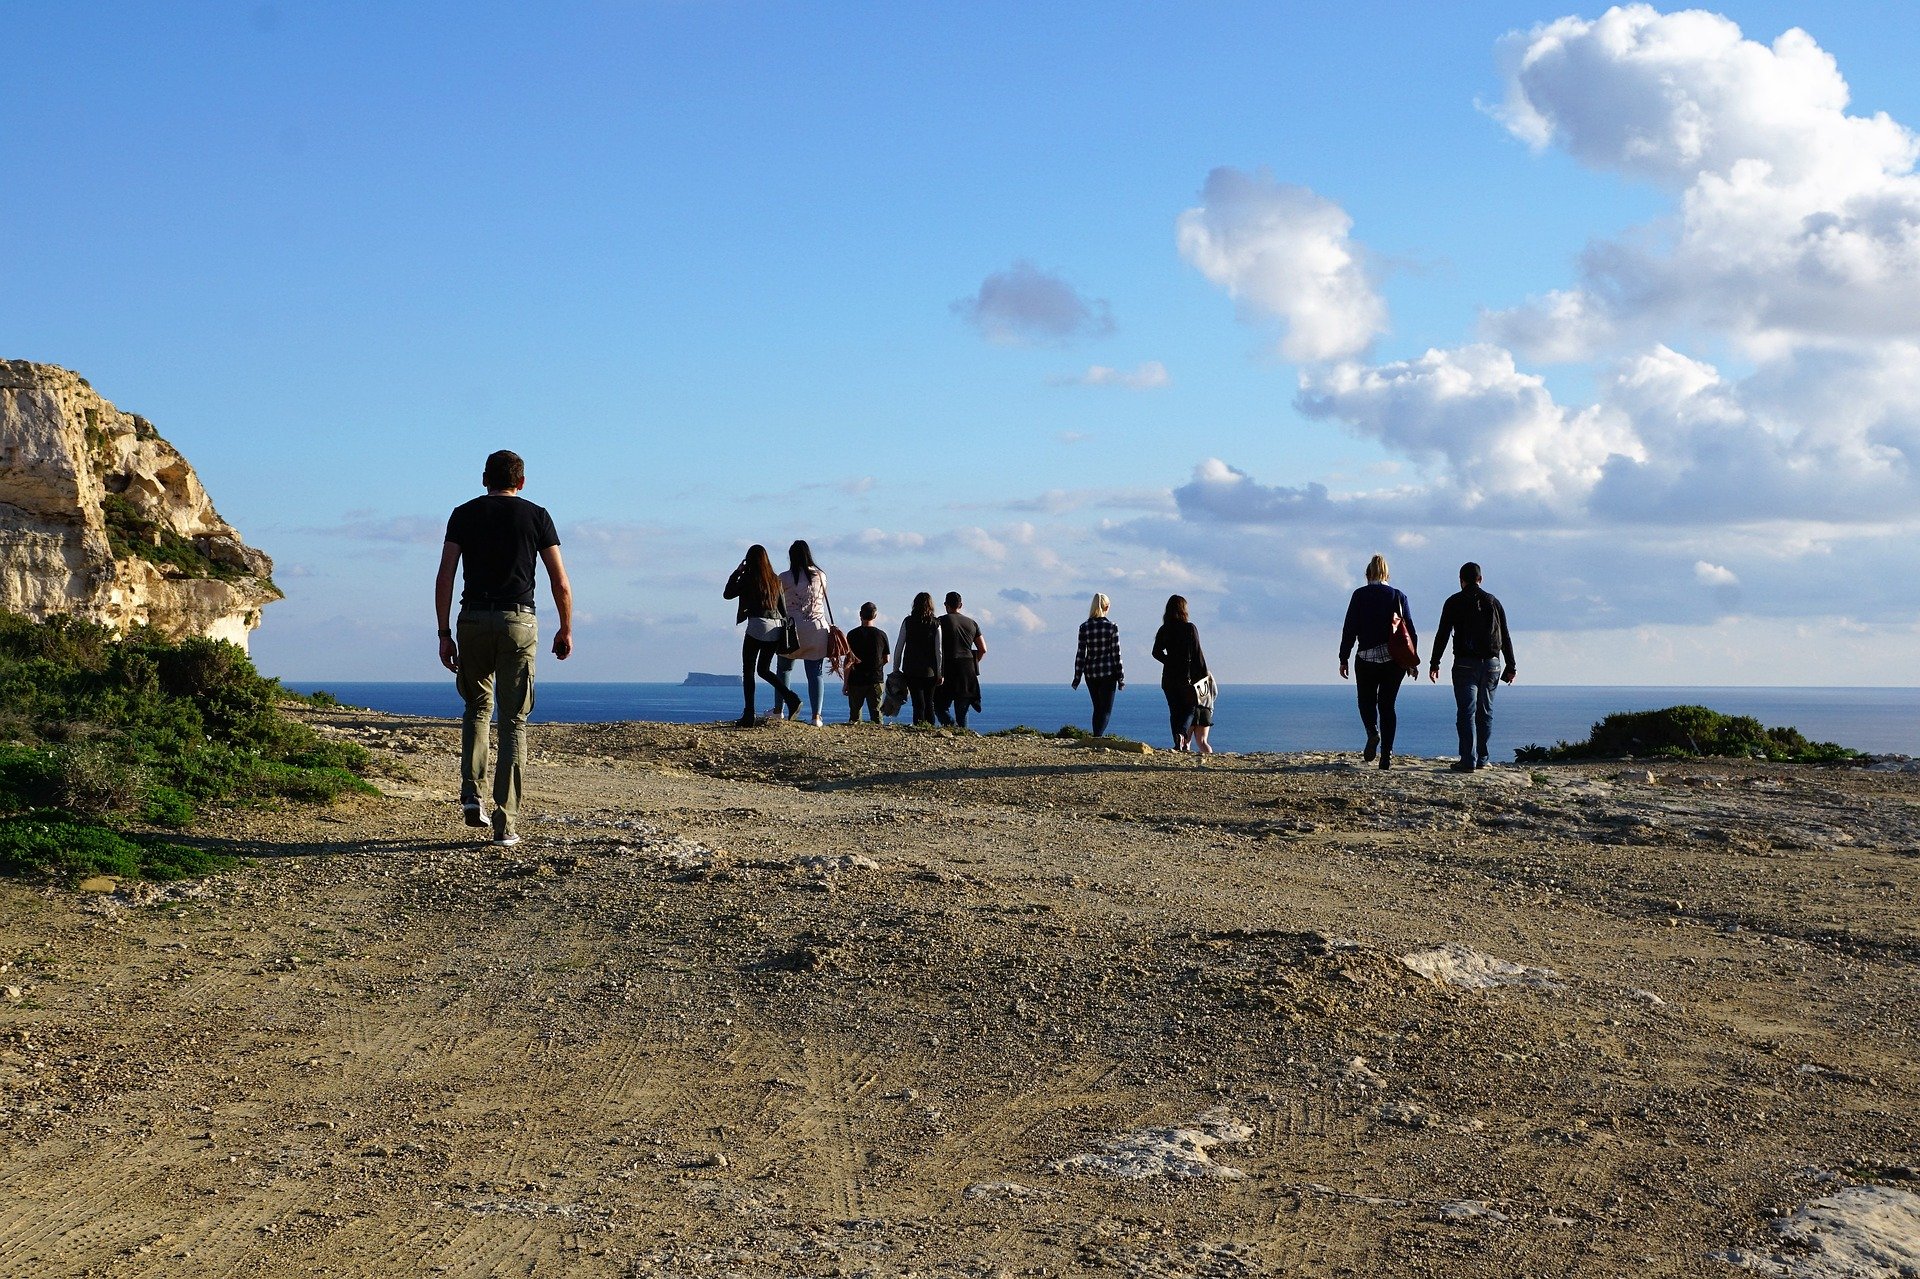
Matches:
[810,715,824,727]
[492,832,522,848]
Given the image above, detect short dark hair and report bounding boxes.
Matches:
[1459,561,1482,584]
[483,450,525,490]
[859,601,877,622]
[944,591,962,609]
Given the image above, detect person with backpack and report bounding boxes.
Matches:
[1428,561,1516,772]
[1338,553,1417,771]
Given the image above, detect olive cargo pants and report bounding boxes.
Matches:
[456,607,537,839]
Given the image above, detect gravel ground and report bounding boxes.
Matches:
[0,706,1915,1277]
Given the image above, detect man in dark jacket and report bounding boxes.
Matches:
[434,450,574,845]
[1428,562,1515,772]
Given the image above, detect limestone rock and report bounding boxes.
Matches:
[0,360,278,649]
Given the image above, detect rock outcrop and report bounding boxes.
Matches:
[0,360,278,649]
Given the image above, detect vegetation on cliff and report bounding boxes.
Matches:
[1516,704,1860,764]
[0,612,372,882]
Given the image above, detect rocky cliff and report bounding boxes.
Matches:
[0,360,279,649]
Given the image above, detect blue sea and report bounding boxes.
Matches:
[285,681,1920,758]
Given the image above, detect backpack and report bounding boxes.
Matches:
[1459,589,1500,658]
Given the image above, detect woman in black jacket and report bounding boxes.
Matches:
[1338,553,1416,769]
[723,544,801,726]
[892,591,944,725]
[1151,594,1208,752]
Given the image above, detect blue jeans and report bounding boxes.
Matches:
[1451,659,1501,764]
[777,656,824,719]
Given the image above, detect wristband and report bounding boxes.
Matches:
[438,628,453,638]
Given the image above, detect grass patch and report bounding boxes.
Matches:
[1516,704,1861,764]
[0,815,233,882]
[988,723,1151,750]
[0,611,376,883]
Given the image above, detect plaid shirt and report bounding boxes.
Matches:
[1074,616,1123,682]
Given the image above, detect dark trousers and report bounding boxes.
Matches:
[936,685,971,727]
[1451,659,1501,764]
[1085,676,1118,737]
[906,677,938,724]
[741,634,789,716]
[1161,678,1195,742]
[1354,659,1407,754]
[847,683,883,723]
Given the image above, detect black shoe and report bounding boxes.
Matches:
[1378,753,1392,771]
[1362,735,1379,764]
[783,691,802,719]
[1450,759,1477,773]
[461,800,487,828]
[734,714,756,728]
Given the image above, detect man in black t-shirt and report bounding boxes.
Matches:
[935,591,987,728]
[433,450,574,845]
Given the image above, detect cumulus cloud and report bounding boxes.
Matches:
[1177,167,1387,363]
[1694,561,1738,586]
[1051,360,1170,390]
[1297,345,1642,508]
[952,261,1115,346]
[981,603,1047,635]
[1484,4,1920,359]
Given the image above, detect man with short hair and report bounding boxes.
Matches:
[935,591,987,728]
[1428,561,1516,773]
[434,450,573,845]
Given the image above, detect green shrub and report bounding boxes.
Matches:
[0,611,376,882]
[0,815,233,883]
[1517,705,1860,764]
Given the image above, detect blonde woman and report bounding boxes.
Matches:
[1338,553,1416,770]
[1071,593,1124,736]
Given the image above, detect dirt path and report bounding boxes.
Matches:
[1,709,1915,1276]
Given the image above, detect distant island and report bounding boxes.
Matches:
[681,672,735,687]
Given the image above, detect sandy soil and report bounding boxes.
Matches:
[1,707,1916,1277]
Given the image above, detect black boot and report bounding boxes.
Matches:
[1362,732,1379,763]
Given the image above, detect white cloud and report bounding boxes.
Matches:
[1051,360,1170,390]
[952,260,1116,347]
[1485,5,1920,359]
[1297,345,1642,508]
[1694,560,1738,586]
[1177,167,1388,363]
[980,603,1047,635]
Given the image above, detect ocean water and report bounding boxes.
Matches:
[285,681,1920,758]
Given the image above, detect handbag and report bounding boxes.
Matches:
[1388,597,1420,673]
[823,590,853,677]
[1193,673,1218,709]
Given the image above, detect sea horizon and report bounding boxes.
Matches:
[285,681,1920,758]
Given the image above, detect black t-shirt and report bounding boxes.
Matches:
[939,613,980,668]
[847,624,889,684]
[445,495,560,608]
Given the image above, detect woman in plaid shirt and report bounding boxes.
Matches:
[1071,593,1125,736]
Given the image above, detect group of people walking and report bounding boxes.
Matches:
[1339,555,1517,772]
[429,450,1521,846]
[722,543,1518,772]
[724,542,988,729]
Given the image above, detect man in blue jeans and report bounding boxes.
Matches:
[1428,562,1516,773]
[434,450,574,845]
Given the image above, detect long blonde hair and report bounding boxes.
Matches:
[1365,554,1389,583]
[1088,592,1110,619]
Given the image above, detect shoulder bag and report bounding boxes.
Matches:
[1388,593,1420,674]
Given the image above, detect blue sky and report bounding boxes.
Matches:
[5,2,1918,684]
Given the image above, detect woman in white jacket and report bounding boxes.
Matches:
[777,539,832,726]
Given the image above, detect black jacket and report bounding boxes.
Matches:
[1340,582,1416,661]
[1431,586,1515,671]
[1151,621,1208,687]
